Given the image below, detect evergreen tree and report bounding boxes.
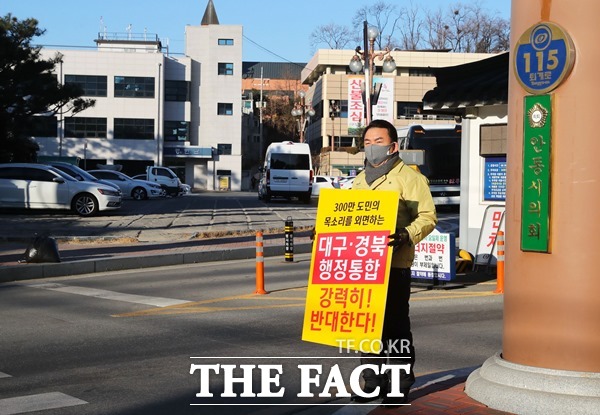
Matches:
[0,14,94,162]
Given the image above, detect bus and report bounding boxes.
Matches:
[396,124,461,206]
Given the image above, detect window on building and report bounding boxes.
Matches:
[24,116,58,137]
[335,100,349,119]
[217,103,233,115]
[65,117,107,138]
[313,101,323,120]
[164,80,190,101]
[217,144,232,155]
[216,170,232,176]
[114,118,155,140]
[397,102,422,119]
[338,137,354,147]
[65,75,107,97]
[114,76,155,98]
[218,63,234,76]
[218,38,234,46]
[408,67,435,77]
[114,160,153,177]
[164,121,190,141]
[480,124,508,156]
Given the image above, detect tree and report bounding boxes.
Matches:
[309,23,353,52]
[352,1,400,50]
[397,1,424,50]
[423,2,510,52]
[425,9,451,50]
[262,91,297,143]
[0,14,94,162]
[309,1,509,53]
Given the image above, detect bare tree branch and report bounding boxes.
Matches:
[309,23,353,52]
[397,1,424,50]
[352,1,400,50]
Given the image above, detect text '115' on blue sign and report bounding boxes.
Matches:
[514,21,575,95]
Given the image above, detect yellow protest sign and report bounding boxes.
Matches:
[302,188,399,353]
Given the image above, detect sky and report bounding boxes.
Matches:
[1,0,511,63]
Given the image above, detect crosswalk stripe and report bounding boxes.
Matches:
[22,282,190,307]
[0,392,87,415]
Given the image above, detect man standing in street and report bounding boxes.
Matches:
[351,119,437,406]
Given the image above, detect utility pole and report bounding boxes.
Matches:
[259,67,264,161]
[253,67,267,163]
[329,100,340,176]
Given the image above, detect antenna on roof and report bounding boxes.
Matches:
[99,16,106,39]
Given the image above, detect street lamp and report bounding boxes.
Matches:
[329,100,340,151]
[329,100,340,176]
[291,91,315,143]
[349,21,397,125]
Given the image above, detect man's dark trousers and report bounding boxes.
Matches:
[360,267,415,393]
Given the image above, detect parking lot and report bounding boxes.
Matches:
[0,191,319,243]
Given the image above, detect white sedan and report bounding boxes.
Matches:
[312,175,340,197]
[88,170,164,200]
[0,163,121,216]
[338,176,356,189]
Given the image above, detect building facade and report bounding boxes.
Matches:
[28,0,499,191]
[240,61,307,189]
[33,0,243,191]
[299,49,496,175]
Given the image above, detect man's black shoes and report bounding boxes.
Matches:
[350,383,387,403]
[380,389,410,407]
[350,393,380,403]
[351,387,410,406]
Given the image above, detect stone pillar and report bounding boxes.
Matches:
[466,1,600,413]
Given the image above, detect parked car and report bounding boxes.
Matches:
[312,175,340,197]
[0,163,121,216]
[133,174,190,196]
[338,176,356,189]
[180,183,192,195]
[46,162,122,195]
[88,170,164,200]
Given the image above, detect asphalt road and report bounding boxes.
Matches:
[0,253,501,415]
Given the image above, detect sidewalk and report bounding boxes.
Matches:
[368,373,513,415]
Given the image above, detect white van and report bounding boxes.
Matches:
[258,141,313,203]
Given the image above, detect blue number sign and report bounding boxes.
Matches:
[514,22,575,94]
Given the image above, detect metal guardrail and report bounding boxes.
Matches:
[96,32,160,43]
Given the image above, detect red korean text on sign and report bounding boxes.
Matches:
[311,231,389,284]
[309,310,377,333]
[487,211,503,247]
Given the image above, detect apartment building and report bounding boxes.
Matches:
[33,0,242,191]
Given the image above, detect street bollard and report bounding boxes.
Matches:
[494,230,505,294]
[284,216,294,262]
[255,231,267,294]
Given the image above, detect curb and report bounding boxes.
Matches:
[0,242,314,283]
[0,227,316,244]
